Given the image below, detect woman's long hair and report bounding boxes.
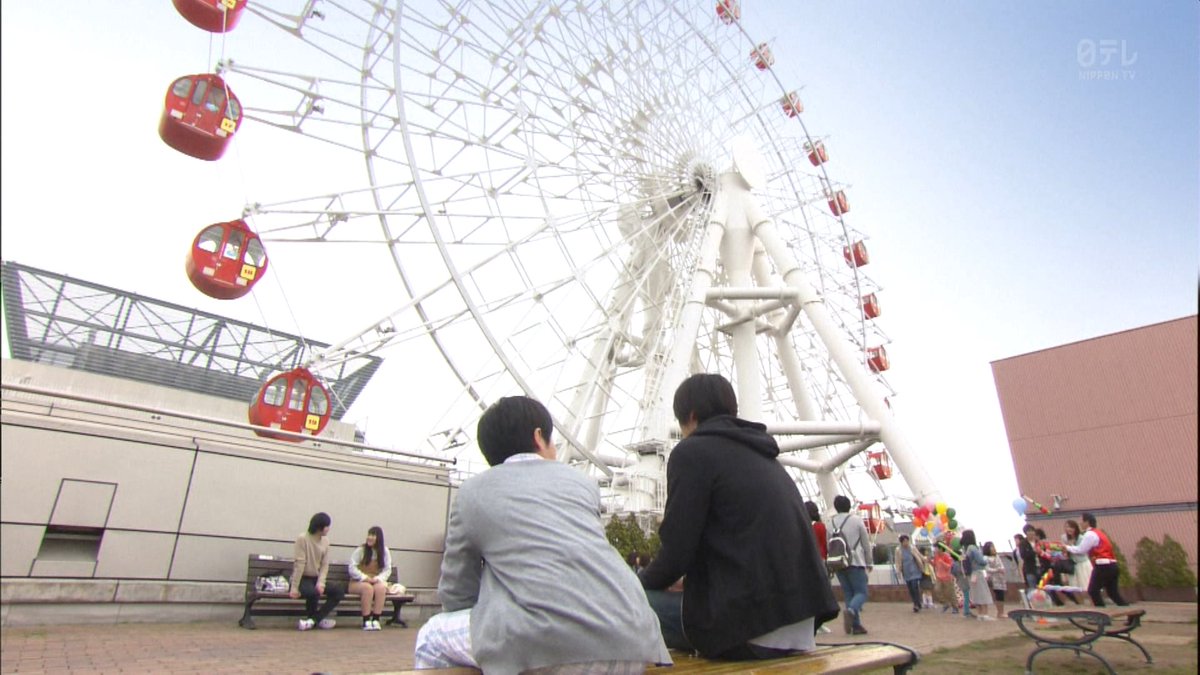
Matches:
[362,526,385,567]
[1064,519,1081,544]
[960,529,978,550]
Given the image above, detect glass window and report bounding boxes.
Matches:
[196,225,223,253]
[308,387,329,416]
[191,79,208,107]
[206,87,225,114]
[262,379,287,406]
[244,238,267,267]
[226,96,241,120]
[287,381,307,411]
[172,78,193,98]
[222,231,244,260]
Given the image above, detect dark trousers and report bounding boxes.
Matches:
[643,589,796,660]
[904,579,922,609]
[1088,563,1129,606]
[298,576,346,622]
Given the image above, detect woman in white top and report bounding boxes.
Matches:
[1061,519,1093,600]
[349,526,393,631]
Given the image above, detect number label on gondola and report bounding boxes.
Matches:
[222,0,236,8]
[305,414,321,431]
[240,264,257,280]
[220,118,237,134]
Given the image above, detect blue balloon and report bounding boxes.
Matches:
[1012,498,1028,515]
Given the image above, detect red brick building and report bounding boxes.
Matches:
[991,315,1198,581]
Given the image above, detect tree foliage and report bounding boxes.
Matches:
[605,514,660,562]
[1113,541,1134,589]
[1134,535,1197,588]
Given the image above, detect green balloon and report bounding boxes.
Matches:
[948,518,958,530]
[951,537,962,551]
[946,507,957,519]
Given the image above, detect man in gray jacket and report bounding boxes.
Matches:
[414,396,671,674]
[830,495,874,634]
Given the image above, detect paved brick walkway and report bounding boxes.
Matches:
[1,602,1194,674]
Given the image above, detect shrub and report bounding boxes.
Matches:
[1135,535,1198,588]
[605,513,647,561]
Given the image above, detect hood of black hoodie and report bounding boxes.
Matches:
[690,414,779,459]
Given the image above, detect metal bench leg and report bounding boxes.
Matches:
[387,600,408,628]
[1026,644,1116,675]
[238,601,257,629]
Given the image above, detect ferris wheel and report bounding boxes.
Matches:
[166,0,939,519]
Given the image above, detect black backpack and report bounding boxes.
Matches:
[826,516,851,573]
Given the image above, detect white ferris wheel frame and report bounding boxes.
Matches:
[222,0,940,514]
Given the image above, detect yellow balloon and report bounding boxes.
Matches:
[936,502,947,515]
[925,521,935,531]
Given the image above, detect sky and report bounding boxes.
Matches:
[2,1,1197,550]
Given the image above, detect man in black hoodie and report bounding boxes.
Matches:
[639,373,840,659]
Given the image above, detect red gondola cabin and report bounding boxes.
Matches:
[173,0,249,33]
[159,74,242,161]
[806,140,828,166]
[781,91,803,117]
[843,240,869,268]
[867,345,889,373]
[716,0,740,24]
[868,451,893,480]
[858,502,884,534]
[861,292,881,319]
[828,190,849,216]
[751,43,774,70]
[185,219,268,299]
[249,368,331,441]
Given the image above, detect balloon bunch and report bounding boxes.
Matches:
[911,498,960,539]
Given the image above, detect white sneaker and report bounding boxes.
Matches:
[371,619,382,631]
[362,620,373,631]
[978,615,996,621]
[298,618,315,631]
[317,618,337,630]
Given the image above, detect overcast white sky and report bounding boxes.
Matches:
[2,1,1197,548]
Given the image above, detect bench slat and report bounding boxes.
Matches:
[380,644,917,675]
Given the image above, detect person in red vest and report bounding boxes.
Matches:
[1064,512,1129,607]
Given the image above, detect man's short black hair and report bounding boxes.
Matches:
[1082,512,1097,528]
[308,511,331,534]
[477,396,553,466]
[899,534,910,543]
[833,495,851,513]
[1022,523,1036,534]
[673,373,738,426]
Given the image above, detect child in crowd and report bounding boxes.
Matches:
[933,546,956,613]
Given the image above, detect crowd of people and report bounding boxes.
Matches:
[280,372,1132,673]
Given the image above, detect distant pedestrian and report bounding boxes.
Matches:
[1015,530,1039,606]
[1064,512,1129,607]
[894,534,927,613]
[1062,519,1094,601]
[919,546,935,609]
[829,495,873,635]
[933,547,956,613]
[961,530,994,620]
[806,501,828,560]
[983,541,1007,619]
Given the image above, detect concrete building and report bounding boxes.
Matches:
[0,262,454,626]
[991,315,1198,581]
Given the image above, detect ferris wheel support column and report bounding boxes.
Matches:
[719,173,763,422]
[746,204,940,506]
[649,193,729,441]
[773,333,844,511]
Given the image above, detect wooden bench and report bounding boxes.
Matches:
[386,643,918,674]
[1009,607,1151,674]
[237,553,416,629]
